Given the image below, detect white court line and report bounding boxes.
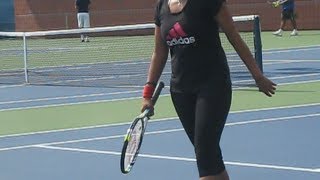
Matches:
[270,74,320,80]
[226,113,320,126]
[231,102,320,114]
[231,74,320,84]
[204,59,319,68]
[0,102,320,139]
[264,59,320,62]
[264,45,320,51]
[263,60,320,66]
[0,94,155,112]
[1,113,320,152]
[280,79,320,85]
[33,145,320,173]
[0,84,26,89]
[0,90,141,105]
[263,46,320,54]
[0,58,148,74]
[0,128,183,151]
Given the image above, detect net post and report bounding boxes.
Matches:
[253,15,263,73]
[23,33,29,84]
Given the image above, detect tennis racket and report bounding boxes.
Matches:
[267,0,287,7]
[120,81,165,174]
[267,0,279,7]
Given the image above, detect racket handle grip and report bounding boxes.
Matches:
[151,81,165,105]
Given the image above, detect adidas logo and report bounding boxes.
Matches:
[166,22,195,47]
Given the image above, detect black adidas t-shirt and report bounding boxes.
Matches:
[154,0,231,92]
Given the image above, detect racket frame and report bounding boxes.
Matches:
[120,115,148,174]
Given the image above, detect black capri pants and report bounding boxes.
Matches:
[170,81,232,177]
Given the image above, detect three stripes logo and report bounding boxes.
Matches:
[166,22,195,47]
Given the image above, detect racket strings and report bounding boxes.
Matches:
[124,120,143,169]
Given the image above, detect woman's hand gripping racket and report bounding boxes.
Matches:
[120,81,165,174]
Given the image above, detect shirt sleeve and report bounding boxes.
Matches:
[154,0,163,26]
[211,0,226,17]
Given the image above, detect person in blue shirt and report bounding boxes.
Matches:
[272,0,298,36]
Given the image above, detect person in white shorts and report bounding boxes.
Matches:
[75,0,91,42]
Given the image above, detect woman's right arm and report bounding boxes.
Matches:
[141,26,169,112]
[147,26,169,84]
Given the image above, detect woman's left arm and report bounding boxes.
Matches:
[215,2,277,96]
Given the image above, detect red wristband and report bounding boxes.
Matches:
[143,84,155,99]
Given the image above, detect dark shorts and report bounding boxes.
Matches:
[282,9,295,20]
[170,81,232,177]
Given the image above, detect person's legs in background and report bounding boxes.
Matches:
[77,13,85,42]
[83,13,90,42]
[289,11,298,36]
[273,9,298,36]
[77,13,90,42]
[273,11,287,36]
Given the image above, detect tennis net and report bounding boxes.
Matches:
[0,15,262,88]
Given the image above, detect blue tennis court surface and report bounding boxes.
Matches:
[0,105,319,180]
[0,46,320,179]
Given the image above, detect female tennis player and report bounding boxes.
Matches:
[141,0,277,179]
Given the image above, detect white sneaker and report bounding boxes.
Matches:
[290,29,298,36]
[81,35,85,42]
[273,29,283,36]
